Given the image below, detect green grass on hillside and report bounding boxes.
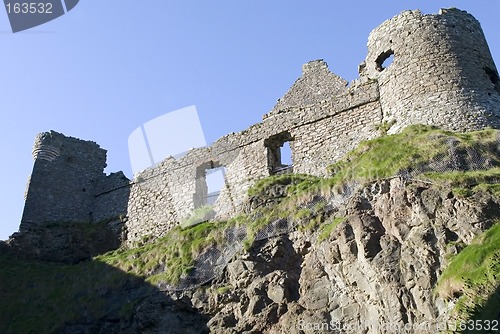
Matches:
[423,168,500,197]
[435,223,500,322]
[248,173,322,198]
[96,221,231,285]
[180,205,216,229]
[317,217,346,243]
[326,125,500,189]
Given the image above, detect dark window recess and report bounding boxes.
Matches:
[265,132,294,175]
[194,161,225,209]
[484,67,500,94]
[375,50,394,72]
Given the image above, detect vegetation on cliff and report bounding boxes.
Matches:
[326,124,500,192]
[96,173,332,285]
[436,223,500,322]
[96,124,500,328]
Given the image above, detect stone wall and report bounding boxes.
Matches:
[19,8,500,246]
[125,77,382,243]
[125,158,178,243]
[283,81,381,176]
[125,133,270,244]
[93,172,130,222]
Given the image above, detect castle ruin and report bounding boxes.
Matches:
[20,9,500,244]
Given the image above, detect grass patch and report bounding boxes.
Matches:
[180,205,216,229]
[326,125,500,188]
[248,173,322,198]
[96,221,231,285]
[376,119,396,135]
[435,223,500,321]
[424,169,500,198]
[318,217,346,243]
[216,285,233,294]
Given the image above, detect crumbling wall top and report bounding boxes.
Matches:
[264,59,348,120]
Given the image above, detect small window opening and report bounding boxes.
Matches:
[375,50,394,72]
[484,67,500,94]
[194,161,226,209]
[265,132,294,175]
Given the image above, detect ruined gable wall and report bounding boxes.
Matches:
[268,59,349,116]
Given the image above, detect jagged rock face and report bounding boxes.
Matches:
[188,178,499,333]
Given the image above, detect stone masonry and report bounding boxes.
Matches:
[21,131,129,232]
[19,8,500,245]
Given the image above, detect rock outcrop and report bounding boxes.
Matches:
[183,178,498,333]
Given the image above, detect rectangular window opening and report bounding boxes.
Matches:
[205,167,226,205]
[265,132,294,175]
[194,163,226,209]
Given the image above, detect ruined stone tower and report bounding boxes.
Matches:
[360,8,500,133]
[21,131,107,231]
[21,131,129,231]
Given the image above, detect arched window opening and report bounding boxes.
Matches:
[376,50,394,72]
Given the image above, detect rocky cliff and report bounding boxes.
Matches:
[189,178,499,333]
[1,179,498,333]
[47,178,500,333]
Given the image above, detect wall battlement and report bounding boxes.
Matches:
[19,8,500,244]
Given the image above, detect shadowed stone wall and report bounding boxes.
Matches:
[21,132,107,231]
[21,131,130,232]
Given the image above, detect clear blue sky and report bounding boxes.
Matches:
[1,1,499,240]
